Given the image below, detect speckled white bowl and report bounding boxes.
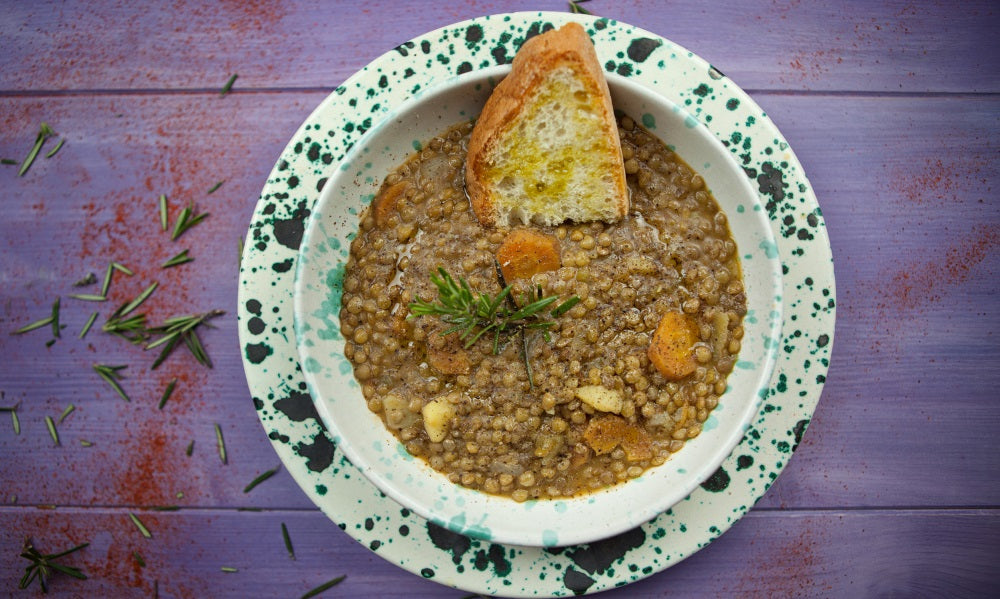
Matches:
[293,66,782,548]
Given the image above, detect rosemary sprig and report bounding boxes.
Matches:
[128,512,152,539]
[101,312,149,345]
[281,522,295,560]
[300,576,346,599]
[162,249,193,268]
[93,364,130,402]
[146,310,224,369]
[243,466,279,493]
[18,537,89,592]
[409,268,578,383]
[79,312,98,339]
[220,73,238,96]
[18,122,55,177]
[171,203,209,241]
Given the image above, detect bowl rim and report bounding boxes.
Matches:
[292,65,783,547]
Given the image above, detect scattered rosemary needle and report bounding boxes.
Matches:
[133,551,146,568]
[18,122,55,177]
[158,194,169,231]
[162,249,193,268]
[80,439,93,447]
[68,293,107,302]
[237,235,245,267]
[300,575,346,599]
[51,297,62,338]
[79,312,98,339]
[72,272,97,287]
[281,522,295,560]
[243,466,279,493]
[221,566,238,573]
[18,537,89,593]
[45,137,65,158]
[117,281,159,317]
[1,158,17,165]
[214,424,227,464]
[57,404,75,424]
[112,262,134,276]
[45,416,60,446]
[158,378,177,410]
[128,512,152,539]
[170,203,210,241]
[207,180,224,194]
[220,73,238,96]
[12,410,20,435]
[568,0,592,15]
[100,263,114,297]
[93,364,130,402]
[185,440,194,456]
[13,314,54,335]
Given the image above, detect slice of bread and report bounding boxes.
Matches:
[465,22,629,228]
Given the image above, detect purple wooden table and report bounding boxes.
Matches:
[2,1,998,597]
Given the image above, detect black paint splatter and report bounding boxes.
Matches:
[465,24,484,47]
[700,466,731,492]
[693,83,712,97]
[626,37,662,62]
[565,526,645,575]
[426,521,471,564]
[245,342,272,364]
[273,390,321,424]
[245,299,262,316]
[273,218,305,250]
[737,455,754,471]
[247,317,265,335]
[757,162,787,215]
[295,432,335,472]
[564,566,595,594]
[472,544,511,577]
[272,258,294,273]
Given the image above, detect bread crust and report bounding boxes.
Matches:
[465,22,628,228]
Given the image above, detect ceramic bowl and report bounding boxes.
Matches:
[293,65,783,547]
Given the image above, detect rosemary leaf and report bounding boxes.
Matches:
[1,158,17,165]
[221,566,238,573]
[118,281,158,317]
[161,249,193,268]
[68,293,107,302]
[170,205,210,241]
[281,522,295,560]
[128,512,152,538]
[93,364,130,402]
[18,122,55,177]
[300,575,346,599]
[57,404,75,424]
[133,551,146,567]
[243,466,279,493]
[157,378,177,410]
[51,297,61,338]
[12,410,20,435]
[185,440,194,456]
[220,73,238,96]
[79,311,98,339]
[207,180,224,194]
[80,439,93,447]
[214,424,227,464]
[568,0,592,15]
[13,315,54,335]
[159,194,168,231]
[45,416,60,446]
[45,137,65,158]
[237,235,245,267]
[100,263,114,297]
[72,272,97,287]
[112,262,134,276]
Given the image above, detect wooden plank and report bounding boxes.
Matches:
[0,507,996,597]
[1,92,998,513]
[0,1,996,94]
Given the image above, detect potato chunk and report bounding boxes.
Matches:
[495,229,561,280]
[421,398,455,443]
[647,312,699,380]
[575,385,623,414]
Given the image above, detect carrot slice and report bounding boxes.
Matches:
[495,229,561,280]
[647,312,699,380]
[373,181,410,227]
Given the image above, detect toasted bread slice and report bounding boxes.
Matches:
[465,22,628,228]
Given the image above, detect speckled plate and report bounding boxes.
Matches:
[238,11,835,597]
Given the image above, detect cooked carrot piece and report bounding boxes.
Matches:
[426,330,471,375]
[495,228,561,280]
[373,181,410,227]
[647,312,699,380]
[583,414,653,462]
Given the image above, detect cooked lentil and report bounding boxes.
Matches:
[340,115,746,500]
